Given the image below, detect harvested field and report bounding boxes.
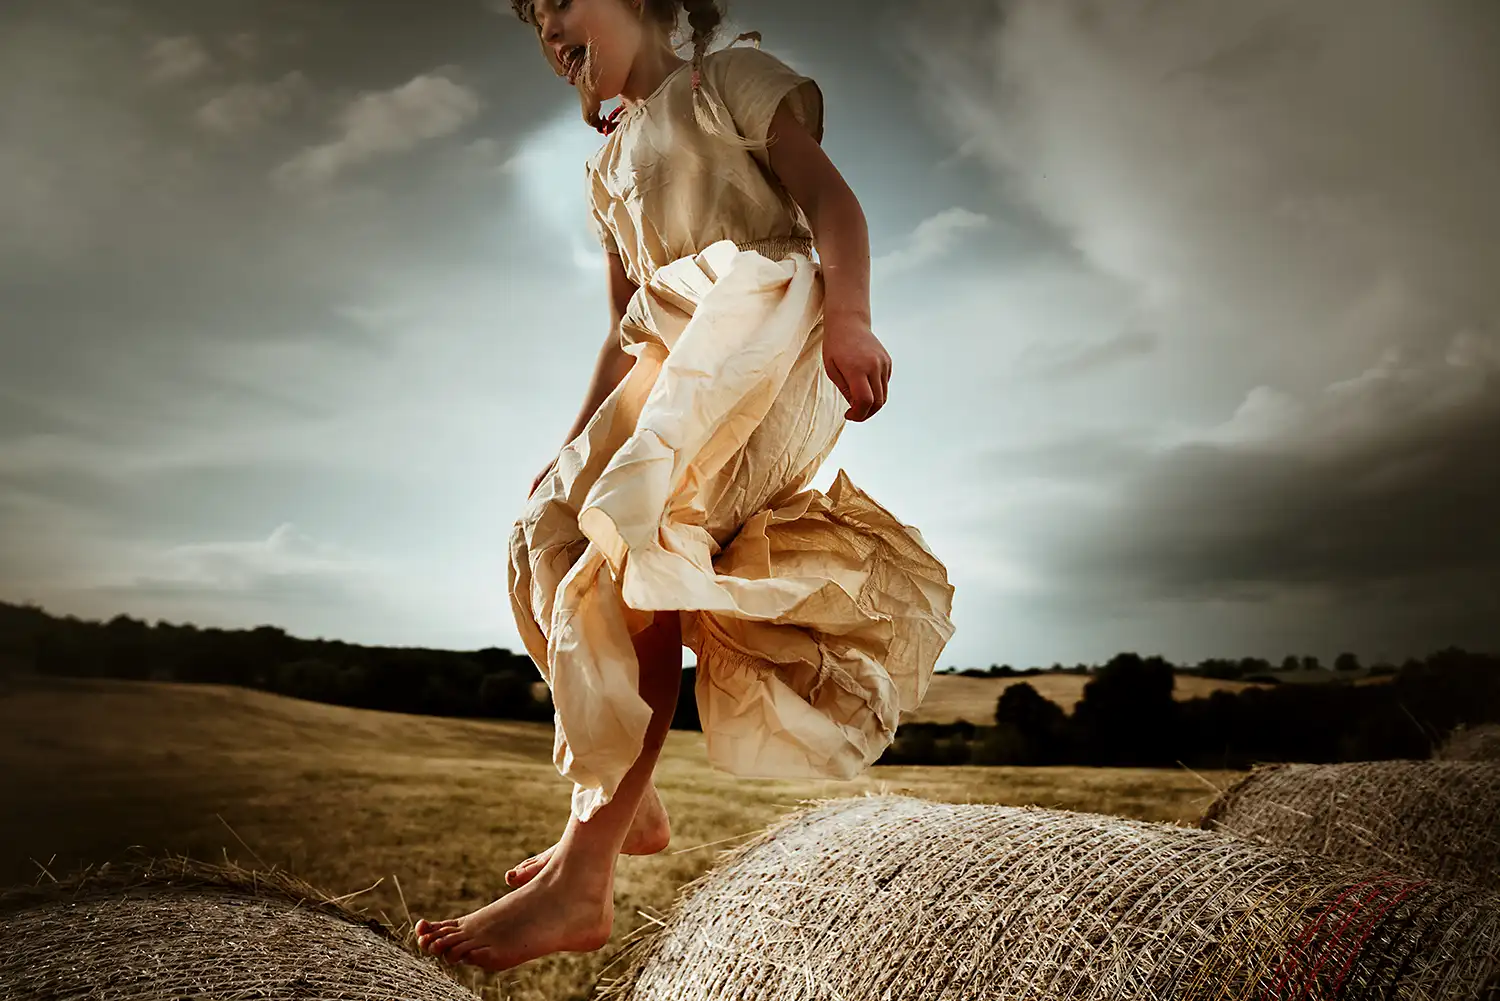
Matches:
[908,671,1273,724]
[0,675,1241,1000]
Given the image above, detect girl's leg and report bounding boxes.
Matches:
[503,774,671,888]
[414,611,683,971]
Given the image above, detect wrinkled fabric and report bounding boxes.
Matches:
[507,41,955,823]
[509,242,955,821]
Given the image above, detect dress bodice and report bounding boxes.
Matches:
[584,44,824,286]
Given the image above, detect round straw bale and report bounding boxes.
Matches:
[596,794,1500,1001]
[1199,760,1500,890]
[1437,723,1500,762]
[0,853,477,1001]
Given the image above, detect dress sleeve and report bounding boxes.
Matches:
[584,162,619,255]
[705,46,824,172]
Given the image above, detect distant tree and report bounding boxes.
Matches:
[1301,655,1322,671]
[1334,652,1362,672]
[1194,658,1245,680]
[1238,657,1271,676]
[969,724,1028,765]
[1280,656,1301,671]
[879,724,938,765]
[935,732,971,765]
[994,682,1068,764]
[1073,653,1179,766]
[479,671,550,721]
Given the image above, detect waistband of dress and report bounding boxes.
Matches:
[735,234,814,260]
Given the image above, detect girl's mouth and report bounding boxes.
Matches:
[564,45,587,85]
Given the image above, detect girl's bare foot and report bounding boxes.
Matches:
[504,782,670,888]
[413,865,613,972]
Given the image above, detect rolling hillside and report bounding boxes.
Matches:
[906,671,1275,724]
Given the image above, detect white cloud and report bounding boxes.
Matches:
[226,31,258,63]
[873,207,990,277]
[1017,328,1157,381]
[146,35,211,83]
[195,71,309,137]
[272,73,482,190]
[112,523,379,595]
[499,110,613,274]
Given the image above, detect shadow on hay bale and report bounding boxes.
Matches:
[1199,760,1500,891]
[595,794,1500,1001]
[0,852,478,1001]
[1437,724,1500,762]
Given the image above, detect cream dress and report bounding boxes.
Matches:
[508,41,956,823]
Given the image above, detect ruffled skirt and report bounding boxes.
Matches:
[508,239,955,822]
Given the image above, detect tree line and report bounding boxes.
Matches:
[881,649,1497,768]
[0,601,1492,769]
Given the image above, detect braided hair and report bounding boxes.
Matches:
[510,0,768,149]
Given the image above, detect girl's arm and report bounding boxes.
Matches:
[561,249,639,446]
[763,101,891,422]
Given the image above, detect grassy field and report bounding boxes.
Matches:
[1,675,1242,1000]
[908,670,1272,723]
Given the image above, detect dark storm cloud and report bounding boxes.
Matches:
[905,0,1500,658]
[1019,390,1500,596]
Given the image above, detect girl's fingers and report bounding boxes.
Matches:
[846,372,876,421]
[826,356,851,402]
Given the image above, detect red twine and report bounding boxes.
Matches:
[596,103,628,136]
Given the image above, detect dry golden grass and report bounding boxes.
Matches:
[908,670,1271,723]
[1,675,1240,1001]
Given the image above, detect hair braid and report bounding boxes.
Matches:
[679,0,724,88]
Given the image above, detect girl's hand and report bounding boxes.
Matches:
[823,312,892,422]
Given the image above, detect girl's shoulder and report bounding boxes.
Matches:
[701,42,824,150]
[701,42,804,83]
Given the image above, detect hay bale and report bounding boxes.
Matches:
[1438,723,1500,762]
[0,852,477,1001]
[1200,760,1500,890]
[597,794,1500,1001]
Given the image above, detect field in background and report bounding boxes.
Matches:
[907,670,1273,724]
[1,676,1240,1001]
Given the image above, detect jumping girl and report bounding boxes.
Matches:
[415,0,955,972]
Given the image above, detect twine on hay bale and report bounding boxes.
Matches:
[594,793,1500,1001]
[1437,723,1500,762]
[1199,759,1500,890]
[0,851,478,1001]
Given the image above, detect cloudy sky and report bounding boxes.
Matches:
[3,0,1497,670]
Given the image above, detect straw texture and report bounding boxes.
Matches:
[1438,724,1500,762]
[1200,760,1500,890]
[0,853,477,1001]
[596,793,1500,1001]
